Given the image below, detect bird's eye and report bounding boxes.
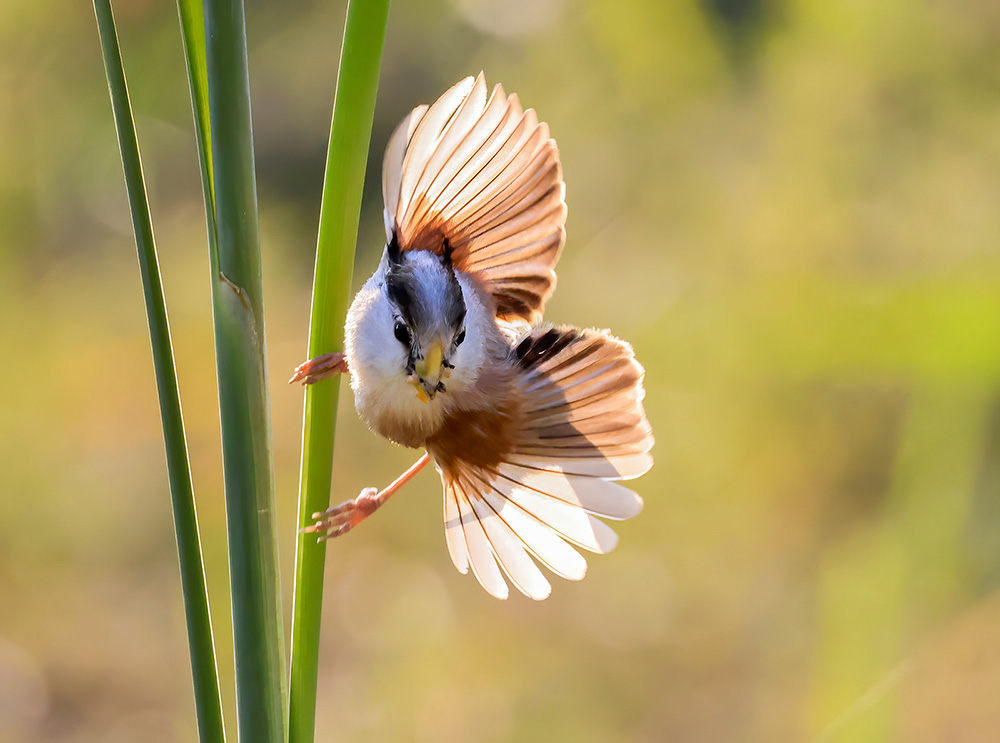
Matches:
[393,321,411,345]
[454,328,466,347]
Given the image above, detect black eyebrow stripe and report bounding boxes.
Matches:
[386,273,416,326]
[385,251,467,333]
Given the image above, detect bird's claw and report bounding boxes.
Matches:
[289,352,348,385]
[300,487,380,541]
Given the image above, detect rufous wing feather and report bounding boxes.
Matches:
[382,73,567,324]
[431,326,653,599]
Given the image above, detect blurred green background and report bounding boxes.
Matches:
[2,0,1000,740]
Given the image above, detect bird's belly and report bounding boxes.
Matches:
[352,375,447,449]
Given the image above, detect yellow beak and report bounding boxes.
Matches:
[415,340,444,387]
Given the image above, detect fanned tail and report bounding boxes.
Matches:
[433,326,653,599]
[382,73,567,324]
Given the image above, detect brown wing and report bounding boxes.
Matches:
[427,325,654,599]
[382,73,567,324]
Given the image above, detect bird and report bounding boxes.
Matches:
[290,73,654,600]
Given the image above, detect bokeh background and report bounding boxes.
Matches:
[3,0,1000,740]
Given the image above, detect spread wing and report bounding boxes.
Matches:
[427,326,653,599]
[382,73,567,324]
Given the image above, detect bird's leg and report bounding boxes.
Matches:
[302,453,431,540]
[289,352,348,385]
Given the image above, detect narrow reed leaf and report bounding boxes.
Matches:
[288,1,390,741]
[175,0,216,224]
[200,1,287,741]
[92,2,226,741]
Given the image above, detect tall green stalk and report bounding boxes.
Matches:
[92,2,225,741]
[287,1,390,741]
[175,0,215,225]
[200,0,286,740]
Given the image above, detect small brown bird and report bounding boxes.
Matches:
[292,73,653,599]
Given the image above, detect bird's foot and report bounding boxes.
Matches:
[301,487,380,540]
[289,352,348,385]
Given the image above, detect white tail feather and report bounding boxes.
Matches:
[468,489,552,600]
[443,482,470,574]
[499,464,644,520]
[455,486,509,600]
[432,326,653,599]
[491,474,620,554]
[480,487,588,580]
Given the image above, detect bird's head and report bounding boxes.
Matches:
[382,235,469,403]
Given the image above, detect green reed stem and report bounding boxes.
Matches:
[175,0,215,227]
[92,2,225,741]
[200,0,286,740]
[287,1,390,741]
